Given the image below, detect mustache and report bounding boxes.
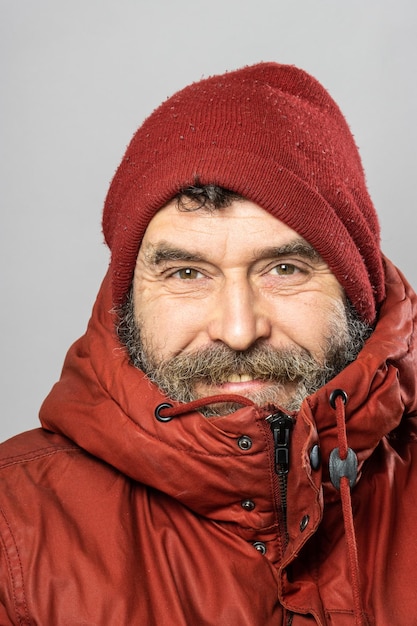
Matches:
[149,343,323,385]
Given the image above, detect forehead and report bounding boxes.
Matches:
[141,198,306,248]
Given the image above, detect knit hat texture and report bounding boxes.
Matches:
[102,62,385,323]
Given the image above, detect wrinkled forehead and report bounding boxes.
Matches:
[137,197,325,269]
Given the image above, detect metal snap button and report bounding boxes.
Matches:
[241,499,256,511]
[253,541,267,555]
[309,444,321,470]
[237,435,253,451]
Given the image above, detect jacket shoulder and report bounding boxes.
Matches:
[0,428,80,469]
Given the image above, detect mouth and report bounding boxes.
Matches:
[195,374,272,397]
[222,373,257,384]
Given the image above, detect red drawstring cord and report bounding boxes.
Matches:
[333,392,367,626]
[334,392,349,460]
[155,393,254,418]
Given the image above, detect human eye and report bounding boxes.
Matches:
[171,267,204,280]
[263,259,311,288]
[271,262,301,276]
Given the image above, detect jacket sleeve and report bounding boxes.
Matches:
[0,517,24,625]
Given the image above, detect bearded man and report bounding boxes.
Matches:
[1,62,416,625]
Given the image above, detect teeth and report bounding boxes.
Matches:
[227,374,253,383]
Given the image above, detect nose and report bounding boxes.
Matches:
[207,278,271,351]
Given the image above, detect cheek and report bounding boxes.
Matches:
[135,289,207,357]
[271,293,345,355]
[306,297,347,354]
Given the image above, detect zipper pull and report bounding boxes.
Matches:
[266,412,294,475]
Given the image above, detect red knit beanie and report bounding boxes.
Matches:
[102,62,385,324]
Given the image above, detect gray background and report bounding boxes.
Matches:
[1,0,416,441]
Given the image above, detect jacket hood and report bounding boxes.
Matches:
[40,257,417,522]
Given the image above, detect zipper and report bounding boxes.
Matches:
[266,410,294,544]
[266,410,294,626]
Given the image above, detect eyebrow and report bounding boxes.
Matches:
[143,242,207,266]
[143,238,322,267]
[256,239,322,262]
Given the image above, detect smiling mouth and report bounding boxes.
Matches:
[222,374,256,383]
[203,373,272,387]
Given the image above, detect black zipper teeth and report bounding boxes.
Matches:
[266,411,294,541]
[266,411,295,626]
[278,473,289,544]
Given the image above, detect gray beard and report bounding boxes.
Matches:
[117,290,372,415]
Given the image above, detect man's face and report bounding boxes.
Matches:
[129,198,366,412]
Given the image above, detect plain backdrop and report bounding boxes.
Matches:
[1,0,416,441]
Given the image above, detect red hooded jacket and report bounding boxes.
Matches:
[1,258,416,625]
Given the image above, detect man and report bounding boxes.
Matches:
[0,62,416,625]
